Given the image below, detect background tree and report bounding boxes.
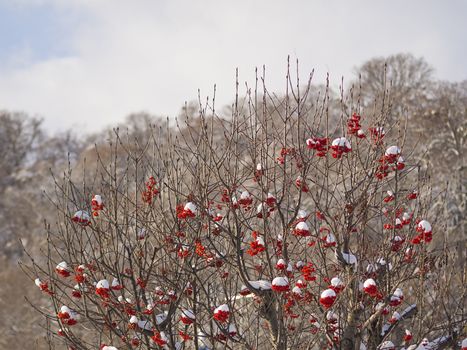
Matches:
[0,112,85,349]
[354,53,433,122]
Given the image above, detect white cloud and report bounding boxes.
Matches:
[0,0,465,133]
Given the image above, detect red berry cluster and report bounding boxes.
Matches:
[347,113,365,138]
[141,176,159,204]
[306,137,329,157]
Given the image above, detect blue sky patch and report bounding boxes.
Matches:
[0,2,76,66]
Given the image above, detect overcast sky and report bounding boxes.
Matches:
[0,0,466,133]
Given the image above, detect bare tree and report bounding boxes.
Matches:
[23,63,465,350]
[353,53,433,123]
[412,80,467,268]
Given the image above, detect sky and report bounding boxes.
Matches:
[0,0,466,133]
